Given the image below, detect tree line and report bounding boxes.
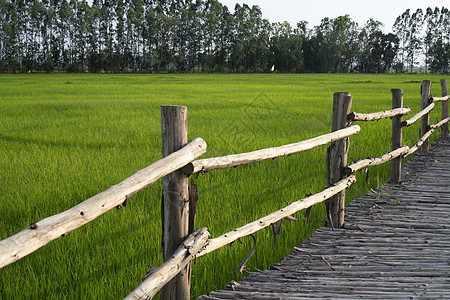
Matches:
[0,0,449,73]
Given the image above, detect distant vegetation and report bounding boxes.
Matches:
[0,1,448,73]
[0,73,446,298]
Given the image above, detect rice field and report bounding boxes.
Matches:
[0,73,447,299]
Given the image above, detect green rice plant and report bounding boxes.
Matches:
[0,73,447,299]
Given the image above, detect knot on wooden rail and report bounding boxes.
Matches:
[183,227,211,255]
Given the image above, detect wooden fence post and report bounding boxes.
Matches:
[326,92,352,228]
[160,105,191,300]
[420,80,432,152]
[390,89,403,183]
[441,79,448,137]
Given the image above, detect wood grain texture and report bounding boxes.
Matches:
[390,89,404,183]
[0,137,207,270]
[160,105,191,300]
[327,92,352,228]
[420,80,432,152]
[199,136,450,299]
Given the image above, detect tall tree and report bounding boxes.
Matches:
[230,4,270,72]
[0,0,19,72]
[405,8,423,72]
[428,7,450,72]
[269,21,303,72]
[393,9,410,71]
[358,19,383,73]
[423,7,439,71]
[0,1,445,74]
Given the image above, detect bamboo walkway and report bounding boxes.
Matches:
[199,137,450,299]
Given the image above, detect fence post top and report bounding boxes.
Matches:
[334,92,351,96]
[422,80,432,89]
[161,105,187,109]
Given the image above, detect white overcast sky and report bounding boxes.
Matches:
[219,0,449,32]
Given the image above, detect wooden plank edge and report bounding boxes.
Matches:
[0,138,207,269]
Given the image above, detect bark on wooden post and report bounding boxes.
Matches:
[441,79,448,137]
[326,92,352,228]
[390,89,403,183]
[420,80,432,152]
[161,105,191,300]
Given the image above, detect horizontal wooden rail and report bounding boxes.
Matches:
[430,117,450,130]
[125,227,210,300]
[0,138,207,270]
[195,175,357,258]
[405,117,450,157]
[402,103,435,127]
[344,146,410,175]
[432,95,448,102]
[348,108,411,122]
[183,126,361,175]
[405,129,434,156]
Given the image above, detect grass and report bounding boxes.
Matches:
[0,73,447,299]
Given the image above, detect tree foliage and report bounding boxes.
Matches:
[0,1,448,73]
[394,7,450,73]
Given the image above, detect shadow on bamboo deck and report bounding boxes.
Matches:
[199,137,450,299]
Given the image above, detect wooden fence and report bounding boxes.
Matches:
[0,79,448,300]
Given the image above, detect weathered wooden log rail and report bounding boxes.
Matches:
[348,107,411,122]
[0,138,207,269]
[182,126,361,175]
[0,79,448,300]
[401,102,434,127]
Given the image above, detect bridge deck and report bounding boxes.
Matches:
[199,137,450,299]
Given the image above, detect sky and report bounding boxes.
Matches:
[218,0,449,33]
